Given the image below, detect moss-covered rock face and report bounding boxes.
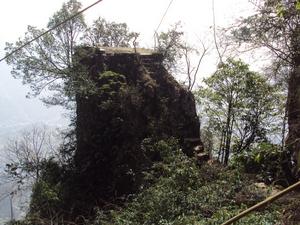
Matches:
[72,47,201,215]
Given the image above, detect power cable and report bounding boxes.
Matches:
[0,192,11,203]
[212,0,222,63]
[153,0,175,36]
[0,0,103,63]
[0,183,19,204]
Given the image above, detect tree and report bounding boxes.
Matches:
[156,23,184,73]
[181,41,208,90]
[197,58,283,165]
[84,17,139,47]
[198,59,247,165]
[4,0,139,109]
[156,23,208,90]
[4,125,59,185]
[231,0,300,174]
[232,73,283,154]
[5,0,86,108]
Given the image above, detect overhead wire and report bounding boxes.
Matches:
[153,0,175,46]
[212,0,222,63]
[0,0,103,63]
[0,0,105,204]
[0,182,20,203]
[0,192,11,203]
[154,0,175,34]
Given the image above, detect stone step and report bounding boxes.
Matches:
[196,152,210,162]
[141,61,155,65]
[184,138,202,143]
[143,63,158,68]
[143,65,160,70]
[145,71,156,75]
[142,62,161,66]
[140,57,154,61]
[140,58,161,64]
[144,68,158,74]
[140,55,156,60]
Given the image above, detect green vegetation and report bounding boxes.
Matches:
[232,0,300,171]
[3,0,300,224]
[197,58,284,166]
[232,142,292,185]
[85,140,281,224]
[4,0,137,108]
[9,139,282,225]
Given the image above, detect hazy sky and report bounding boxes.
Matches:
[0,0,252,44]
[0,0,253,133]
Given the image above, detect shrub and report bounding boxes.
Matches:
[92,139,280,225]
[232,142,293,185]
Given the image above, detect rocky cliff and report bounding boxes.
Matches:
[71,47,201,215]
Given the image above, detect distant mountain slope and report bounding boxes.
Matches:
[0,69,68,223]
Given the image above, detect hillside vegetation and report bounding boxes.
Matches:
[3,0,300,224]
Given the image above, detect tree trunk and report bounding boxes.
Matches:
[281,100,288,152]
[224,102,233,165]
[218,129,225,162]
[287,60,300,175]
[286,26,300,176]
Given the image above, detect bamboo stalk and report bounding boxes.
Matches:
[221,180,300,225]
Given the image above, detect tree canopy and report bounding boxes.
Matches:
[232,0,300,174]
[197,58,283,165]
[5,0,138,108]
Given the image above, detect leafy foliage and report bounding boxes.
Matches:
[91,139,280,225]
[200,205,280,225]
[232,142,293,185]
[197,58,284,165]
[156,23,208,90]
[4,1,295,224]
[232,0,300,64]
[84,17,139,47]
[231,0,300,173]
[7,160,65,225]
[156,23,184,73]
[8,139,285,225]
[4,0,139,108]
[5,0,86,107]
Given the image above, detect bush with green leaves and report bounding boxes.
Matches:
[232,142,293,185]
[92,139,280,225]
[8,139,283,225]
[199,205,280,225]
[26,159,64,223]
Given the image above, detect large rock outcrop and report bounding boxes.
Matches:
[71,47,201,214]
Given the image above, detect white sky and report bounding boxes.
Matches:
[0,0,254,132]
[0,0,252,44]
